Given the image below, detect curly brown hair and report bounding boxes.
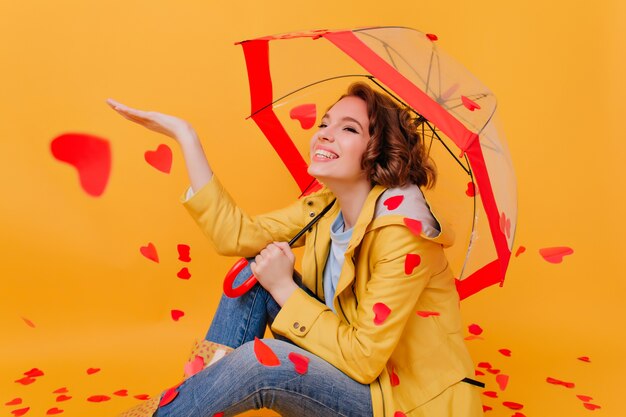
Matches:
[340,82,436,189]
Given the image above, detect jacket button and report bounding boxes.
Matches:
[293,322,300,329]
[299,326,306,332]
[307,201,314,206]
[309,212,315,217]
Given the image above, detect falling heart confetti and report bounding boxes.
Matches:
[289,103,317,130]
[515,246,526,257]
[253,337,280,366]
[499,348,512,357]
[140,243,159,263]
[86,368,100,375]
[388,365,400,386]
[24,368,44,377]
[184,355,205,378]
[11,407,30,417]
[373,303,391,325]
[288,352,310,375]
[53,388,68,394]
[46,408,63,415]
[475,370,485,376]
[502,401,524,410]
[113,389,128,397]
[403,218,422,236]
[483,391,498,398]
[477,362,492,369]
[482,405,492,412]
[55,395,72,402]
[496,374,509,391]
[158,386,180,407]
[583,403,601,410]
[539,246,574,264]
[404,254,421,274]
[383,195,404,211]
[512,413,526,417]
[426,33,438,41]
[177,244,191,262]
[416,310,440,318]
[177,267,191,280]
[5,398,22,406]
[577,356,591,363]
[468,324,483,336]
[50,133,112,197]
[21,317,36,328]
[171,310,185,321]
[546,377,575,388]
[144,144,172,173]
[87,395,110,402]
[134,394,150,400]
[213,413,225,417]
[461,96,481,111]
[577,395,593,402]
[465,182,476,197]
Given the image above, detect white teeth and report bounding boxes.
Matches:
[315,149,338,159]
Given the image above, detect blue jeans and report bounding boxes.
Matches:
[155,264,373,417]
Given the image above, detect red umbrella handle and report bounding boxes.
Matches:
[223,257,258,298]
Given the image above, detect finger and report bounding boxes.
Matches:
[274,241,294,257]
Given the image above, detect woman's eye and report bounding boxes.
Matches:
[344,126,358,133]
[317,123,327,128]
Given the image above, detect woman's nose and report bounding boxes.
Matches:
[318,129,334,142]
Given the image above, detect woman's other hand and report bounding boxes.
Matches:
[251,242,298,306]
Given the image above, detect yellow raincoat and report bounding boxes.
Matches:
[183,176,482,417]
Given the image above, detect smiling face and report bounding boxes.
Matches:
[307,95,371,187]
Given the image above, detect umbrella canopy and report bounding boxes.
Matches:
[236,26,517,299]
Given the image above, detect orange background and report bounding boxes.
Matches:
[1,1,624,416]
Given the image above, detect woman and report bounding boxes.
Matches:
[108,82,483,417]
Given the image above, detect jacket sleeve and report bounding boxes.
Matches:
[181,176,306,257]
[271,224,447,384]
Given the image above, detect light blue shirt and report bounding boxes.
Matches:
[323,212,353,313]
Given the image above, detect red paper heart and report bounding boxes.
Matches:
[416,310,440,318]
[50,133,112,197]
[465,182,476,197]
[403,218,422,236]
[583,403,601,411]
[515,246,526,257]
[577,395,593,402]
[577,356,591,363]
[483,391,497,398]
[487,368,501,375]
[496,374,509,390]
[475,370,485,376]
[177,267,191,280]
[546,377,575,388]
[46,408,63,415]
[482,405,492,412]
[184,355,205,378]
[502,401,524,410]
[145,144,172,174]
[373,302,391,325]
[404,254,421,275]
[21,317,36,328]
[498,348,512,357]
[140,243,159,263]
[388,365,400,386]
[113,389,128,397]
[468,323,483,336]
[461,96,481,111]
[177,244,191,262]
[15,376,36,385]
[289,103,317,130]
[512,413,526,417]
[53,387,68,394]
[11,407,30,417]
[425,33,438,41]
[158,386,179,407]
[87,395,110,402]
[171,309,185,321]
[478,362,492,369]
[394,412,407,417]
[213,413,225,417]
[24,368,44,377]
[5,398,22,406]
[539,247,574,263]
[383,195,404,211]
[288,352,310,375]
[134,394,150,400]
[86,367,100,375]
[55,395,72,402]
[253,337,281,366]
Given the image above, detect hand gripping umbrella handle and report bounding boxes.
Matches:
[223,257,257,298]
[222,198,336,298]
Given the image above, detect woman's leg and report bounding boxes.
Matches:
[155,339,373,417]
